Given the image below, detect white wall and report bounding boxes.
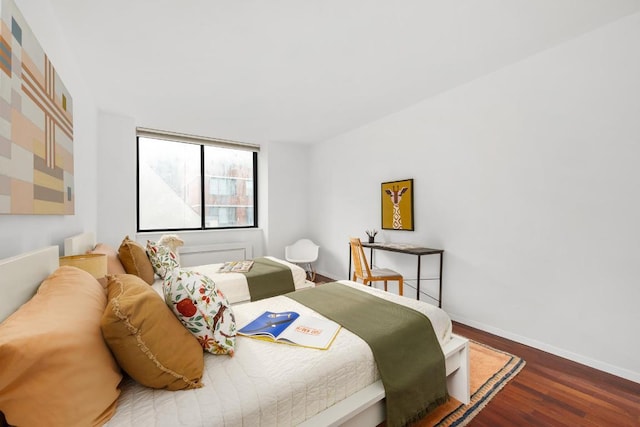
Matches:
[0,0,98,259]
[310,13,640,382]
[263,141,310,259]
[96,112,135,248]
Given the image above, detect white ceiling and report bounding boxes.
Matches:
[49,0,640,144]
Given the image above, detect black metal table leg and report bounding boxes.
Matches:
[438,252,444,308]
[417,255,422,301]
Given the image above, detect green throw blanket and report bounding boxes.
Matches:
[287,282,448,427]
[243,257,296,301]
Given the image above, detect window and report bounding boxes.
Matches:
[137,128,258,231]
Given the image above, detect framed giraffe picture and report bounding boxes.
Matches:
[381,179,414,231]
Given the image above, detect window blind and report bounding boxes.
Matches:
[136,127,260,152]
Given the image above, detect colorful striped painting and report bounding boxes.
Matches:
[0,0,74,215]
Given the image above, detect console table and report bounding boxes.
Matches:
[348,242,444,307]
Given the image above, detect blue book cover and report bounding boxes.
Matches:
[238,311,300,339]
[238,311,340,350]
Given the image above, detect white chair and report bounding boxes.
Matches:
[285,239,319,281]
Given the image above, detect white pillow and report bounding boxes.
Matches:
[163,268,236,355]
[146,240,179,279]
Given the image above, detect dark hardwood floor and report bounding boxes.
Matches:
[314,274,640,426]
[453,322,639,426]
[313,273,338,284]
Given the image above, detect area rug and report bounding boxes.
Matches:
[414,340,526,426]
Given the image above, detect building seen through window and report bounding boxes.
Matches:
[137,134,257,231]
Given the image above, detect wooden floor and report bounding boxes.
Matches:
[453,322,640,426]
[314,274,640,426]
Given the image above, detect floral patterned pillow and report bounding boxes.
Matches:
[146,240,179,279]
[163,268,236,355]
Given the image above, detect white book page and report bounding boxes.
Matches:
[279,316,341,349]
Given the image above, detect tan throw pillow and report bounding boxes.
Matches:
[0,266,122,427]
[88,242,127,275]
[101,274,204,390]
[118,235,155,284]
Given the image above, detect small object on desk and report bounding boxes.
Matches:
[365,229,378,244]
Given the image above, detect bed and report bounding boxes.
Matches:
[64,232,314,305]
[0,243,470,427]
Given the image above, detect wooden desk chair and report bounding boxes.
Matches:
[349,237,403,296]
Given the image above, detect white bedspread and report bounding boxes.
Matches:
[152,256,311,305]
[107,280,452,427]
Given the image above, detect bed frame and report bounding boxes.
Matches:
[1,237,470,426]
[63,231,96,255]
[63,232,315,305]
[0,246,59,323]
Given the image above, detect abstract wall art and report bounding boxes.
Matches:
[381,178,414,231]
[0,0,74,215]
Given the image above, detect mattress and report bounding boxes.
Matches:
[152,256,312,304]
[106,280,452,427]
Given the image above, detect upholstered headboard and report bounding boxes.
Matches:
[0,246,59,323]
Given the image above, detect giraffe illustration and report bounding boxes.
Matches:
[385,185,408,229]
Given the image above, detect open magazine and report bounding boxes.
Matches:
[218,260,254,273]
[238,311,341,350]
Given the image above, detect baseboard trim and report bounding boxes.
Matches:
[315,273,640,384]
[449,313,640,384]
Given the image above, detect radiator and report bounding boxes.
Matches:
[179,242,253,267]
